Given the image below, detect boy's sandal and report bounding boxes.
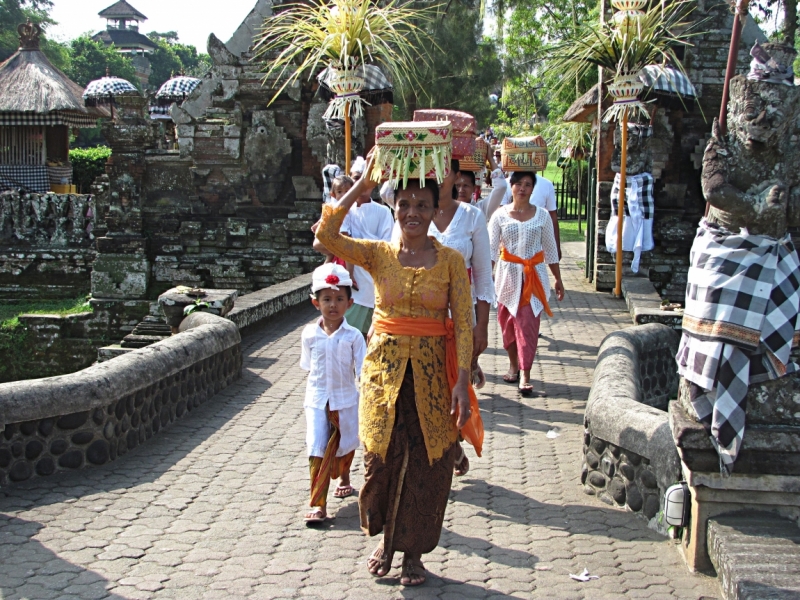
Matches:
[400,556,427,586]
[304,507,326,524]
[367,542,393,577]
[333,484,354,498]
[502,370,520,383]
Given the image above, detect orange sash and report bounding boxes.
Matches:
[499,247,553,316]
[373,317,484,457]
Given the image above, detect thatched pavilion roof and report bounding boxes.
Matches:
[0,22,109,120]
[562,83,600,123]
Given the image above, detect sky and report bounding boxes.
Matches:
[49,0,260,51]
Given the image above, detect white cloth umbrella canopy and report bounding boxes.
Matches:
[155,76,201,101]
[83,76,138,102]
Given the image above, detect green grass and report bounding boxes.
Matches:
[559,219,587,243]
[542,164,563,184]
[0,296,92,329]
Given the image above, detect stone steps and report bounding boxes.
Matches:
[707,512,800,600]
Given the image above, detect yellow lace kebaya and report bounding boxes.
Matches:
[317,203,473,464]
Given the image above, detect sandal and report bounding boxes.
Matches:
[519,384,534,397]
[400,555,426,586]
[333,485,354,498]
[502,370,520,384]
[367,541,393,577]
[454,445,470,477]
[304,507,326,524]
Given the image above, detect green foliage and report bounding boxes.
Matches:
[0,0,69,68]
[393,0,502,127]
[145,32,211,87]
[558,219,586,243]
[0,296,91,383]
[69,146,111,193]
[65,35,139,88]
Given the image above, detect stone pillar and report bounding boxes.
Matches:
[92,95,156,303]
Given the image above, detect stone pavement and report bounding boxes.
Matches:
[0,242,719,599]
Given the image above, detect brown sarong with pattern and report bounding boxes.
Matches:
[359,365,458,555]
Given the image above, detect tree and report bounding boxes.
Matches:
[146,31,211,86]
[394,0,502,126]
[65,35,139,88]
[0,0,68,69]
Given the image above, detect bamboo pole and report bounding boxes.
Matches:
[719,0,750,137]
[344,100,351,175]
[614,107,629,298]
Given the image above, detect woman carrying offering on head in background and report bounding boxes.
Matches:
[316,148,480,587]
[489,171,565,397]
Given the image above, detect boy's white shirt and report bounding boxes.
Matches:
[299,317,366,410]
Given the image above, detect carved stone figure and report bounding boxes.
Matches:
[611,123,652,176]
[702,44,800,238]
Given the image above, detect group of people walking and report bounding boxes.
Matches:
[299,142,564,586]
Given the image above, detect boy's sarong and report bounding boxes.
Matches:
[308,406,357,507]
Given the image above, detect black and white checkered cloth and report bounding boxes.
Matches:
[316,64,393,105]
[83,77,138,101]
[639,65,696,98]
[676,219,800,474]
[322,164,343,204]
[0,111,98,127]
[610,172,654,219]
[156,76,201,100]
[0,165,50,193]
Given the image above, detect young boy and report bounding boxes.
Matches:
[299,263,366,524]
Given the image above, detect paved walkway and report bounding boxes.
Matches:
[0,243,718,599]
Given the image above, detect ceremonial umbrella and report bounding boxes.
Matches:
[150,75,201,120]
[83,70,139,117]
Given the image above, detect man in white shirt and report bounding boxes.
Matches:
[337,157,393,334]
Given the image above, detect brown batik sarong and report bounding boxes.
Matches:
[359,365,458,555]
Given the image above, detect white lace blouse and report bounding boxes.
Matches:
[392,202,495,305]
[489,205,560,318]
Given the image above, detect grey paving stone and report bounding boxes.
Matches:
[0,244,719,599]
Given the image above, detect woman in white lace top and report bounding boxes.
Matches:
[489,171,564,396]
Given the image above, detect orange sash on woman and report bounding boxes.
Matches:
[499,247,553,316]
[373,317,484,457]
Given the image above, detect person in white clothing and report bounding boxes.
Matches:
[490,171,564,396]
[460,149,507,223]
[300,263,366,524]
[501,173,562,259]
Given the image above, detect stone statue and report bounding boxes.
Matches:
[611,123,652,176]
[702,43,800,239]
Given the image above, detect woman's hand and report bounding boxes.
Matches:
[450,371,471,429]
[554,279,565,301]
[472,324,488,359]
[363,147,380,185]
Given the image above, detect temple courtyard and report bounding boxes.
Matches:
[0,243,718,599]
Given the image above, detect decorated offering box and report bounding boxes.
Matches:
[372,121,452,187]
[458,137,488,172]
[501,136,548,172]
[413,109,476,159]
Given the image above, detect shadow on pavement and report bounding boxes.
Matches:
[0,515,125,599]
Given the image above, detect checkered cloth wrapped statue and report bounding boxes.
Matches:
[676,219,800,474]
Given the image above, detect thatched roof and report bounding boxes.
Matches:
[0,42,107,117]
[99,0,147,20]
[562,83,600,123]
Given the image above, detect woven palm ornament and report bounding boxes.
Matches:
[323,60,367,120]
[604,0,649,122]
[372,121,452,189]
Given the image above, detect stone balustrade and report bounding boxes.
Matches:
[582,323,682,528]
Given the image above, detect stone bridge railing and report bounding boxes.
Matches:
[0,273,312,486]
[582,323,682,527]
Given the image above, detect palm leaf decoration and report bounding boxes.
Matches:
[549,1,704,91]
[253,0,438,103]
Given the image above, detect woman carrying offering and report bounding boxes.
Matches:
[489,171,565,396]
[316,149,481,587]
